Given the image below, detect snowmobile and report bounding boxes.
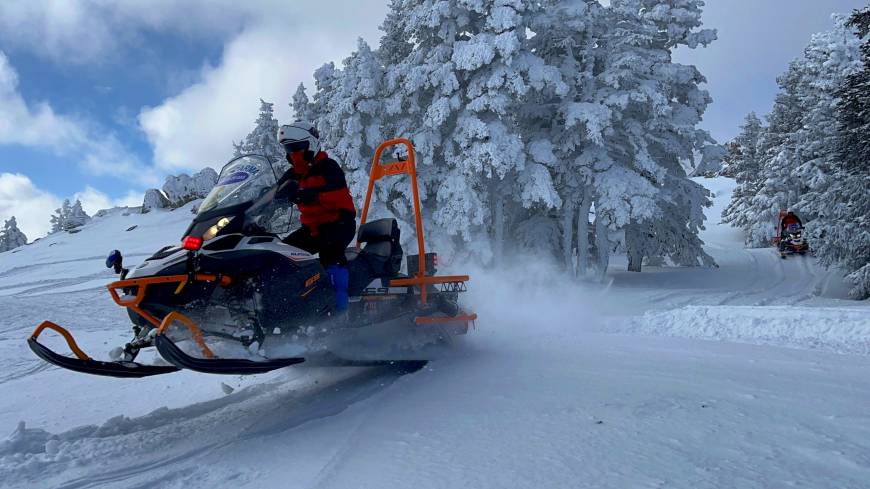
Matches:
[28,139,476,377]
[773,210,809,259]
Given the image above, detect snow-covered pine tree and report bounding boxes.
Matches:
[721,112,766,230]
[64,200,90,231]
[49,200,72,234]
[0,216,28,252]
[530,0,717,275]
[740,17,861,248]
[693,144,729,177]
[290,83,314,123]
[237,99,285,170]
[315,39,387,208]
[794,16,863,221]
[813,7,870,299]
[323,0,567,263]
[521,0,600,275]
[743,62,805,247]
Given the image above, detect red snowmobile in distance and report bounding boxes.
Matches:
[773,210,809,259]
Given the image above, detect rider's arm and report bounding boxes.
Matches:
[295,160,348,205]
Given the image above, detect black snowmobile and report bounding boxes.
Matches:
[28,139,476,377]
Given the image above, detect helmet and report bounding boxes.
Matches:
[277,121,320,155]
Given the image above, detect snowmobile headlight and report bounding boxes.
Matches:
[203,216,233,241]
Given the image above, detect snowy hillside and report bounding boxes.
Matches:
[0,178,869,489]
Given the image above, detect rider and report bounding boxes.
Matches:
[781,211,803,233]
[779,211,803,248]
[276,121,356,312]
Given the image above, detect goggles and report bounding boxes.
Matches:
[282,140,310,154]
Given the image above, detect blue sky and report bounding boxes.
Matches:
[0,0,867,240]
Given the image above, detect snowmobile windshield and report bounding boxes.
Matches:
[198,155,278,216]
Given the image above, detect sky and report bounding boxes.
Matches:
[0,0,867,240]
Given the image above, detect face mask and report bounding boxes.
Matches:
[290,151,310,174]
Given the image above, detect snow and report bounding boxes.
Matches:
[0,177,869,488]
[623,306,870,355]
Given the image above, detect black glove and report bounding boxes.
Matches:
[293,188,319,205]
[274,180,299,202]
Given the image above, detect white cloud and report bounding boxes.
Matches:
[1,1,390,175]
[0,173,144,240]
[0,1,255,64]
[0,173,61,239]
[0,50,159,186]
[138,2,390,172]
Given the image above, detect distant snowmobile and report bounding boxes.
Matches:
[774,210,809,259]
[27,139,476,377]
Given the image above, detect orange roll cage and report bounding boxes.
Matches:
[359,138,472,308]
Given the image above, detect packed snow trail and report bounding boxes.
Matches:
[0,177,868,488]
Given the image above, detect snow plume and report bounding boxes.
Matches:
[460,259,605,349]
[290,0,719,276]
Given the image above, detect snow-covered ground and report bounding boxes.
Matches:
[0,177,868,489]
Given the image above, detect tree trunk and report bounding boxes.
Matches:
[594,209,610,282]
[561,199,575,275]
[625,222,643,273]
[492,193,505,266]
[576,192,592,278]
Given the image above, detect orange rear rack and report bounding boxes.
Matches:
[359,139,472,308]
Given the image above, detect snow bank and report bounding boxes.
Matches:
[624,305,870,355]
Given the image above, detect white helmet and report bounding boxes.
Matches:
[277,120,321,155]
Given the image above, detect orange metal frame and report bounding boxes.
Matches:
[107,274,230,358]
[107,274,231,328]
[360,138,473,307]
[30,321,92,360]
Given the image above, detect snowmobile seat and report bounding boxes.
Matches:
[357,218,400,244]
[358,219,403,276]
[346,219,404,296]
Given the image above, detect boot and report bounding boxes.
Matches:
[326,264,349,312]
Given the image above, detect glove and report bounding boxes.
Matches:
[274,180,299,202]
[293,188,319,205]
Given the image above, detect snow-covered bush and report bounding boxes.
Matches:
[49,199,90,232]
[0,216,27,251]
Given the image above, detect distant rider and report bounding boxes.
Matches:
[780,211,803,234]
[276,121,356,312]
[779,211,803,248]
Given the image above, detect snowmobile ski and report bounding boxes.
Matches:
[28,322,179,378]
[154,334,304,375]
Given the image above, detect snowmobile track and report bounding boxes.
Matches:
[2,364,426,489]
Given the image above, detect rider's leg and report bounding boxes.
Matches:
[316,219,357,312]
[282,225,318,254]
